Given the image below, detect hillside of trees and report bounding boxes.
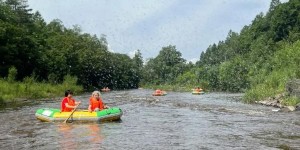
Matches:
[1,0,300,105]
[0,0,143,90]
[141,0,300,104]
[175,0,300,104]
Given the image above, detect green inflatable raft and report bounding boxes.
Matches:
[35,107,123,123]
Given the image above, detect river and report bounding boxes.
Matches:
[0,89,299,150]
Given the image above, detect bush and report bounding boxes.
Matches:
[282,96,300,106]
[7,66,17,83]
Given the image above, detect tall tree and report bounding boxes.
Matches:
[269,0,281,12]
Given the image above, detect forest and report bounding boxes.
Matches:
[0,0,299,105]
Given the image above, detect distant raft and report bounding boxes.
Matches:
[152,92,167,96]
[101,88,110,92]
[35,107,122,123]
[192,91,205,95]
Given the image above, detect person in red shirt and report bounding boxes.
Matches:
[88,91,109,112]
[194,87,203,92]
[61,90,81,112]
[155,89,162,94]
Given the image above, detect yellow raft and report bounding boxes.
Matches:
[35,107,122,123]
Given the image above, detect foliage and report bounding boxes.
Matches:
[0,0,141,90]
[191,0,300,105]
[244,41,300,103]
[0,75,83,102]
[7,66,17,83]
[132,50,143,86]
[141,45,187,85]
[218,57,249,92]
[175,70,196,86]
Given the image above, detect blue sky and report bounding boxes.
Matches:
[27,0,288,63]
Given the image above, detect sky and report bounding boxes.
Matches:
[27,0,288,63]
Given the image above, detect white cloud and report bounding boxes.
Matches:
[188,58,198,64]
[128,50,138,59]
[107,44,114,53]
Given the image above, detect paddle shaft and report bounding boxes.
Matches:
[63,104,79,123]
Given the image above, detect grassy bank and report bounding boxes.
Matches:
[0,75,83,103]
[243,41,300,106]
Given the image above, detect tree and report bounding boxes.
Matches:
[269,0,281,12]
[142,45,186,84]
[0,0,40,79]
[132,49,143,70]
[132,49,143,87]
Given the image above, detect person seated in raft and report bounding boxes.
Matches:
[61,90,81,112]
[155,89,162,94]
[194,87,203,92]
[105,87,110,91]
[101,87,110,92]
[88,91,109,112]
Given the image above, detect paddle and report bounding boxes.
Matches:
[63,104,80,123]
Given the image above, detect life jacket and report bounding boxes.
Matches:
[89,97,105,111]
[155,90,162,94]
[61,97,75,112]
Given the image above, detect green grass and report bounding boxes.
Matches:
[282,96,300,106]
[243,41,300,106]
[0,77,83,102]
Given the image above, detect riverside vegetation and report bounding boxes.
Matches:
[0,0,300,107]
[0,67,83,104]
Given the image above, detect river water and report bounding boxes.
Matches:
[0,89,299,150]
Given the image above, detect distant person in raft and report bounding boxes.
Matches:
[195,87,203,92]
[155,89,162,94]
[88,91,109,112]
[61,90,81,112]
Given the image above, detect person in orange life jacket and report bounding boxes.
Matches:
[61,90,81,112]
[195,87,200,92]
[155,89,162,94]
[88,91,109,112]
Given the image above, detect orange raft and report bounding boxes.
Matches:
[152,91,167,96]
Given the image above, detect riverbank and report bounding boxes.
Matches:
[254,79,300,111]
[0,76,83,104]
[255,93,300,112]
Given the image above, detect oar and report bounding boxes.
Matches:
[63,104,80,123]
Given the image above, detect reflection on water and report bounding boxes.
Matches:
[88,124,104,143]
[0,89,299,150]
[57,124,77,150]
[57,123,104,150]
